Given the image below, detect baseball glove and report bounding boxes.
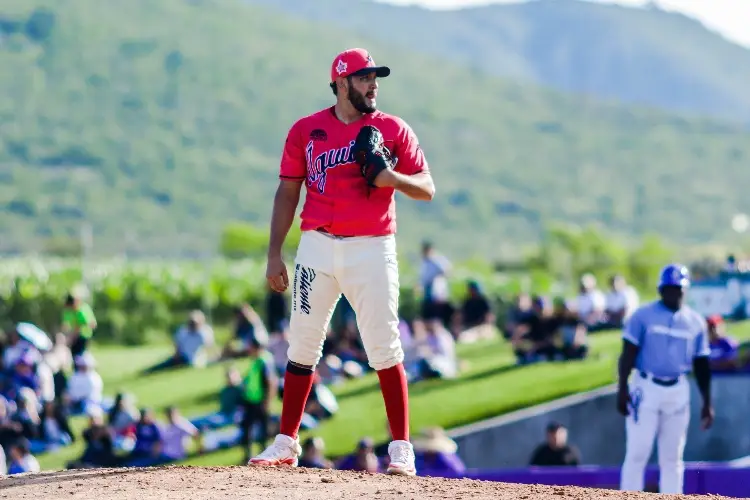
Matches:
[351,125,394,187]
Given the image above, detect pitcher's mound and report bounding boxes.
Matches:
[0,465,732,499]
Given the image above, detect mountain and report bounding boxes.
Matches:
[246,0,750,122]
[1,0,750,260]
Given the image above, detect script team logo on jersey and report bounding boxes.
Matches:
[305,139,356,194]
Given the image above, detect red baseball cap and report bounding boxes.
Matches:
[707,315,723,327]
[330,48,390,83]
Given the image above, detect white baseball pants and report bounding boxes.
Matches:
[286,229,404,371]
[620,374,691,494]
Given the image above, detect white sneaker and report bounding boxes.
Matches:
[386,440,416,476]
[248,434,301,467]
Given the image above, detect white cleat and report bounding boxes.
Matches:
[248,434,302,467]
[386,440,417,476]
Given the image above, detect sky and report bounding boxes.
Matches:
[379,0,750,48]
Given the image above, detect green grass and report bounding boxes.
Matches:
[37,321,750,470]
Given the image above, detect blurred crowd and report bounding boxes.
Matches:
[1,242,749,477]
[0,293,101,474]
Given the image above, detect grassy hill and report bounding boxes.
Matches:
[2,0,750,259]
[249,0,750,121]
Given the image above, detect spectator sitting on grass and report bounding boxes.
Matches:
[40,400,74,449]
[504,293,534,340]
[190,366,245,432]
[603,275,639,329]
[454,280,497,344]
[573,274,607,330]
[408,318,458,381]
[221,304,269,361]
[66,352,103,414]
[298,437,333,469]
[304,373,339,423]
[218,367,244,424]
[334,321,369,374]
[7,438,40,475]
[549,298,588,361]
[14,388,41,441]
[68,406,118,469]
[2,328,33,372]
[9,351,40,401]
[511,296,558,365]
[707,315,740,372]
[160,406,202,462]
[107,392,139,437]
[0,397,23,453]
[144,311,215,374]
[128,408,164,464]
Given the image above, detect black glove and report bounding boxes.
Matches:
[351,125,394,187]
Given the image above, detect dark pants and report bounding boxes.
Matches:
[53,371,68,402]
[562,344,588,360]
[421,300,454,329]
[240,401,269,461]
[515,343,558,364]
[143,354,187,374]
[71,335,89,357]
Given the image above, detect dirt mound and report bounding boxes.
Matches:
[0,465,731,499]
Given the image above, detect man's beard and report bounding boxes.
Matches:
[348,87,376,114]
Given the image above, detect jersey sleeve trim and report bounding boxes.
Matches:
[622,333,640,346]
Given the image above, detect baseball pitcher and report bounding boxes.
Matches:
[249,48,435,476]
[617,264,714,493]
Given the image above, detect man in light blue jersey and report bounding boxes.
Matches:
[617,263,714,494]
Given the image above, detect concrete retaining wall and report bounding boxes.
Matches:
[448,374,750,468]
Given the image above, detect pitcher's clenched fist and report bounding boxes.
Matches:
[266,255,289,293]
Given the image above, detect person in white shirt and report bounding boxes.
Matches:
[575,274,607,329]
[604,274,640,328]
[409,318,458,380]
[144,310,215,374]
[67,352,104,414]
[7,439,40,475]
[174,311,215,367]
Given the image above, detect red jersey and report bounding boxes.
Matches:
[279,107,428,237]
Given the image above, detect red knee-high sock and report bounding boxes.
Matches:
[377,363,410,442]
[279,363,315,439]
